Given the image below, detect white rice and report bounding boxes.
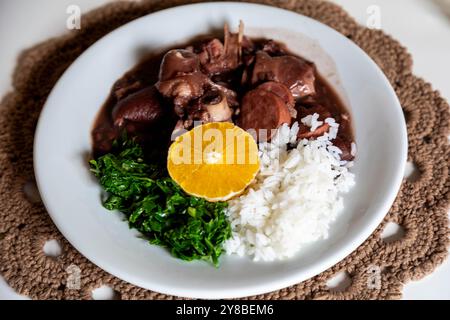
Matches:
[224,120,355,262]
[301,113,323,132]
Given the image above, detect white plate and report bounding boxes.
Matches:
[34,2,407,299]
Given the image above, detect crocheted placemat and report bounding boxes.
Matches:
[0,0,449,300]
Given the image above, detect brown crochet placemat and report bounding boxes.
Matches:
[0,0,449,300]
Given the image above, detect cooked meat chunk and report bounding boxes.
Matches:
[260,39,285,56]
[156,44,239,119]
[159,49,200,81]
[198,23,244,75]
[93,26,355,164]
[258,81,296,118]
[180,89,233,129]
[210,82,239,108]
[200,89,233,122]
[198,38,224,72]
[156,71,210,114]
[251,51,316,99]
[112,86,164,127]
[298,122,330,139]
[239,85,291,141]
[156,49,209,115]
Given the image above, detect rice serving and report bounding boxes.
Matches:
[224,118,355,261]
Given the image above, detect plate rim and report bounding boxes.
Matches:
[33,1,408,298]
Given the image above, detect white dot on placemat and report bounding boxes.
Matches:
[326,271,352,292]
[404,161,421,182]
[381,222,405,243]
[92,286,121,300]
[43,239,63,258]
[23,180,42,203]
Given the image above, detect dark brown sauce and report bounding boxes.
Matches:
[92,37,354,159]
[306,73,353,142]
[92,50,168,158]
[92,37,214,159]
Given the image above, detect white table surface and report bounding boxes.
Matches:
[0,0,449,300]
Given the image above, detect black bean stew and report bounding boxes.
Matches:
[92,24,354,161]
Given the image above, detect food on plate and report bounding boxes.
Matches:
[224,124,355,261]
[90,138,231,266]
[90,23,356,265]
[238,83,292,141]
[167,122,260,202]
[112,86,164,127]
[250,51,316,98]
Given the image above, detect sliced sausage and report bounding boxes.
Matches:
[112,86,164,127]
[239,87,291,141]
[251,51,316,99]
[258,81,296,117]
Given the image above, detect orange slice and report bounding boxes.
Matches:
[167,122,260,201]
